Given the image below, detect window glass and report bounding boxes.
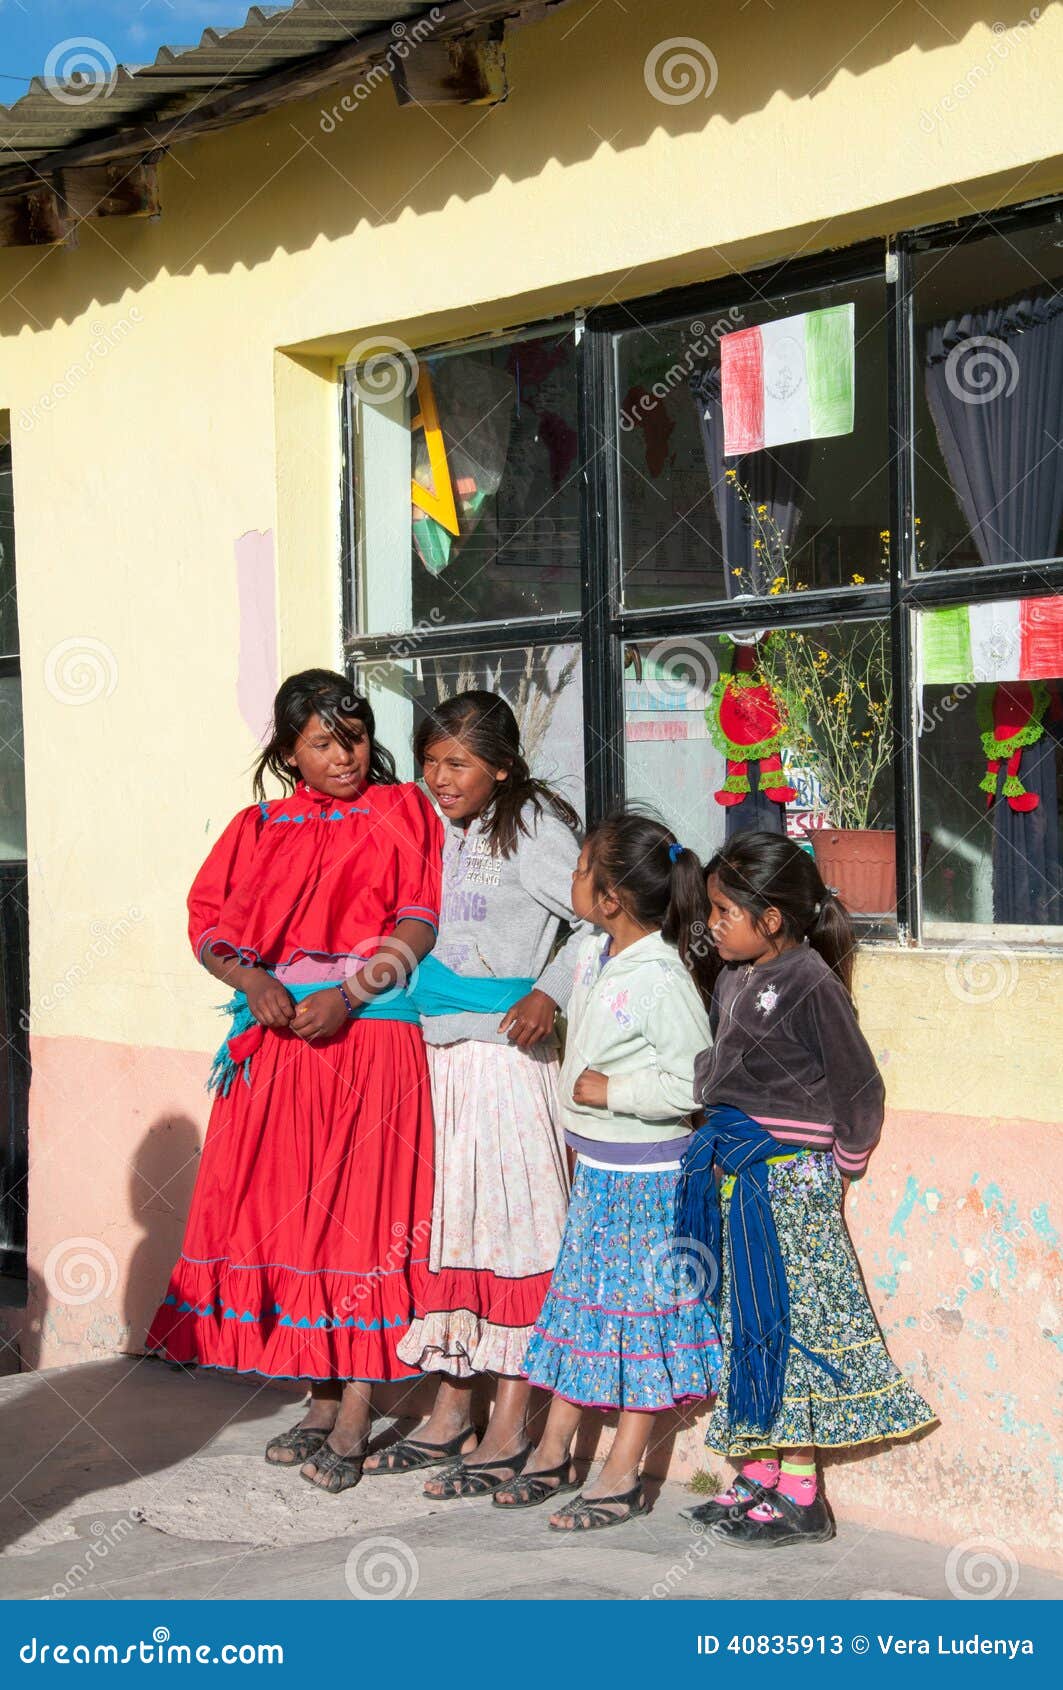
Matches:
[616,272,889,610]
[916,598,1063,932]
[1,443,18,658]
[624,619,894,914]
[356,641,585,820]
[350,328,581,635]
[912,219,1063,572]
[0,678,26,861]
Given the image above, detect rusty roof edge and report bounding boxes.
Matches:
[0,0,564,197]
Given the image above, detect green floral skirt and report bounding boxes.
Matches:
[703,1152,937,1456]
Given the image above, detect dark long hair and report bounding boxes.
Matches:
[706,831,855,992]
[252,669,397,800]
[413,690,580,856]
[584,812,716,1011]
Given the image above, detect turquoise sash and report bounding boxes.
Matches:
[404,954,534,1018]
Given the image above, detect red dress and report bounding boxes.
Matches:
[146,779,442,1382]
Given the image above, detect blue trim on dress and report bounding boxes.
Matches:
[162,1294,407,1331]
[177,1253,428,1276]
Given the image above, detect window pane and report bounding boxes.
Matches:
[624,619,894,914]
[913,218,1063,571]
[0,678,26,861]
[916,599,1063,931]
[350,328,581,635]
[357,642,585,820]
[616,272,889,610]
[0,443,18,658]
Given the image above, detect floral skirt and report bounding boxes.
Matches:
[522,1159,723,1412]
[397,1039,569,1379]
[703,1152,937,1455]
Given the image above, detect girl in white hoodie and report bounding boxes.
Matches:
[496,813,722,1531]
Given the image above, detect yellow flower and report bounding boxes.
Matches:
[757,503,768,515]
[731,567,744,578]
[851,572,865,585]
[725,469,738,482]
[879,529,890,541]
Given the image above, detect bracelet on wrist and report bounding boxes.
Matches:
[337,982,360,1019]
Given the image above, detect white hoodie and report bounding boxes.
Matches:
[558,930,713,1145]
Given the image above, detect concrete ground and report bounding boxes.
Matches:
[0,1358,1059,1603]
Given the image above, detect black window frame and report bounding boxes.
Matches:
[341,193,1063,946]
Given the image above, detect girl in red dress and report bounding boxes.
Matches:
[147,669,442,1494]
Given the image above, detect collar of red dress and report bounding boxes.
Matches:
[295,779,370,807]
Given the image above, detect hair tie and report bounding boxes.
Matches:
[668,842,684,863]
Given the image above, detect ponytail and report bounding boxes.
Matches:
[663,845,721,1012]
[806,888,855,993]
[585,813,717,1010]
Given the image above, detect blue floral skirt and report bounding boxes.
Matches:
[521,1159,723,1412]
[704,1152,937,1455]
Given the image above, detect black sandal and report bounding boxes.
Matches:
[362,1426,479,1476]
[300,1442,366,1495]
[548,1484,647,1532]
[681,1475,776,1527]
[710,1486,834,1547]
[264,1422,333,1467]
[492,1460,579,1509]
[426,1446,533,1500]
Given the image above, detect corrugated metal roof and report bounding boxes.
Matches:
[0,2,445,168]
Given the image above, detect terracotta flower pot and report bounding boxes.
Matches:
[811,829,897,916]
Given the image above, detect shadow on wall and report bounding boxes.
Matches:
[17,1115,202,1375]
[0,0,1050,331]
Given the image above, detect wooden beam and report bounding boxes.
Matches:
[390,24,508,108]
[0,159,160,246]
[0,0,573,195]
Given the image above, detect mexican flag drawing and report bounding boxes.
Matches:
[720,303,855,456]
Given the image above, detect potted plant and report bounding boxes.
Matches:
[724,475,896,913]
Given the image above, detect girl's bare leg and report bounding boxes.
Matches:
[362,1375,478,1474]
[422,1375,532,1495]
[267,1380,339,1465]
[493,1394,583,1505]
[549,1409,652,1528]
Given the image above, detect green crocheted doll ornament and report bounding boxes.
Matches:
[978,680,1049,812]
[706,642,796,808]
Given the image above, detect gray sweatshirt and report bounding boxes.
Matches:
[421,801,591,1047]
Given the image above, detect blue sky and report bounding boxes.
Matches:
[0,1,264,99]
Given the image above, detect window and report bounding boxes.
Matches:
[343,200,1063,943]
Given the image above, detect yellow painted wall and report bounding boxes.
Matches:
[0,0,1060,1560]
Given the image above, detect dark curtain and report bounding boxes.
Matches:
[690,368,811,836]
[925,290,1063,922]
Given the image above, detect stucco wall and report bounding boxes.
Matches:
[0,0,1059,1565]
